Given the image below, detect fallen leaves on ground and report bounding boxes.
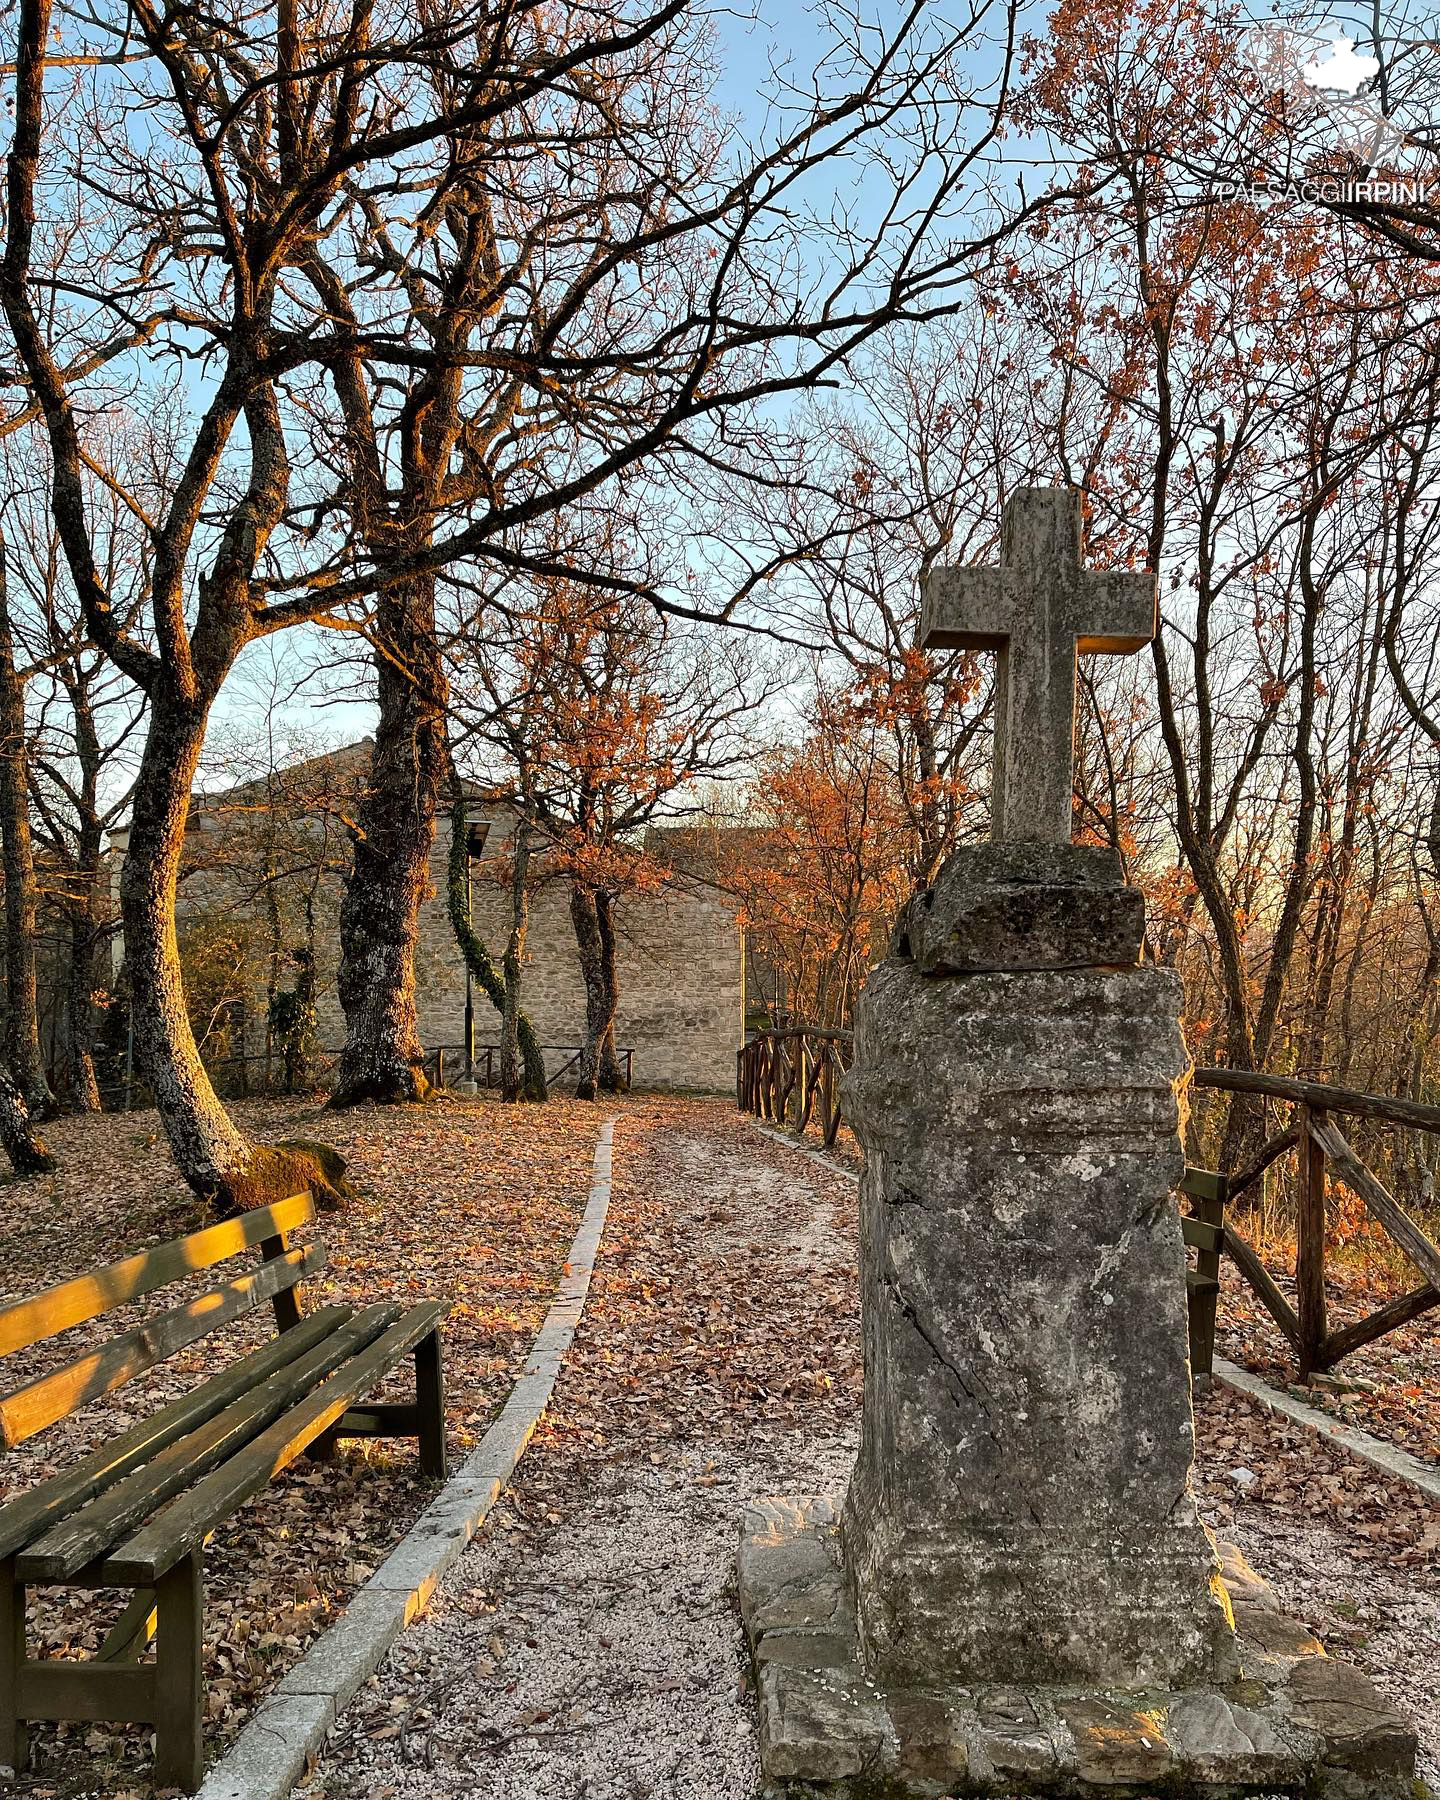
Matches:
[534,1098,861,1481]
[1215,1248,1440,1466]
[303,1102,1439,1800]
[1194,1384,1438,1566]
[5,1095,1435,1797]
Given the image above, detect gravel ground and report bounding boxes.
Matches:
[305,1100,1439,1800]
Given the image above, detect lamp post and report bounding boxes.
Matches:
[462,817,490,1083]
[463,852,474,1081]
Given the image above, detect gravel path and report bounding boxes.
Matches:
[304,1099,1439,1800]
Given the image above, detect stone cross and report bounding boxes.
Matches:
[737,489,1418,1800]
[921,488,1156,844]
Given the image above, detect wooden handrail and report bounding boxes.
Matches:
[1193,1066,1440,1136]
[738,1025,852,1148]
[741,1036,1440,1381]
[1189,1077,1440,1378]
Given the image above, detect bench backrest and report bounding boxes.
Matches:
[0,1193,319,1449]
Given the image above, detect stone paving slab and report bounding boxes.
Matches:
[193,1117,617,1800]
[738,1493,1420,1799]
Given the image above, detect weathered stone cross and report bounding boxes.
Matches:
[921,487,1156,844]
[738,485,1419,1800]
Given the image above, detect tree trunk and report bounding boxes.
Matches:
[123,688,350,1211]
[0,1065,53,1174]
[59,666,111,1113]
[595,889,625,1093]
[63,902,102,1112]
[333,581,446,1106]
[445,800,547,1101]
[0,560,52,1115]
[290,896,318,1093]
[500,824,533,1103]
[570,881,614,1102]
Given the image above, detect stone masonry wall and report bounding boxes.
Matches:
[123,765,744,1093]
[307,812,743,1092]
[402,866,743,1091]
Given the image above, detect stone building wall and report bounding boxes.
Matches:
[145,760,744,1093]
[399,859,744,1092]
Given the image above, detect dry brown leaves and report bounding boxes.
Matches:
[0,1093,602,1797]
[3,1094,1434,1797]
[532,1098,861,1489]
[1214,1253,1440,1467]
[1194,1384,1440,1568]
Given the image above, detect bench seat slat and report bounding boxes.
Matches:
[0,1193,314,1360]
[19,1306,400,1581]
[102,1301,447,1586]
[0,1305,351,1561]
[0,1244,325,1450]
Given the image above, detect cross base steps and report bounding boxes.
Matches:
[739,1496,1419,1800]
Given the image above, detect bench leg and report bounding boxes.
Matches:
[97,1587,158,1664]
[153,1553,204,1793]
[0,1557,27,1774]
[1191,1286,1219,1384]
[416,1327,447,1481]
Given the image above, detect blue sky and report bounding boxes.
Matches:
[206,0,1050,773]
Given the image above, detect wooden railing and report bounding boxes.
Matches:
[737,1031,1440,1379]
[1192,1067,1440,1379]
[737,1026,853,1149]
[425,1043,635,1092]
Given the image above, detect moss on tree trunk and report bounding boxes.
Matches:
[0,1066,54,1174]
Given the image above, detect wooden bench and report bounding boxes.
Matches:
[1181,1165,1229,1383]
[0,1192,449,1793]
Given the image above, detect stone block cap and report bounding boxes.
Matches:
[896,842,1145,974]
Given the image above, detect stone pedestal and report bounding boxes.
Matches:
[842,946,1234,1694]
[738,846,1418,1798]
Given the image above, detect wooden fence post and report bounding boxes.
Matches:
[1295,1105,1329,1379]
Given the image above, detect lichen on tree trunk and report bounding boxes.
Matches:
[500,822,533,1102]
[0,543,53,1116]
[570,880,625,1101]
[123,689,352,1212]
[0,1065,53,1174]
[333,582,446,1107]
[595,889,626,1093]
[64,902,103,1113]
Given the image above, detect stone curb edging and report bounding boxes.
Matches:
[749,1120,1440,1510]
[748,1118,858,1183]
[1214,1354,1440,1505]
[194,1118,617,1800]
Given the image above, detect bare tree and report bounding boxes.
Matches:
[0,531,52,1113]
[277,0,1055,1102]
[453,580,764,1098]
[0,0,446,1202]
